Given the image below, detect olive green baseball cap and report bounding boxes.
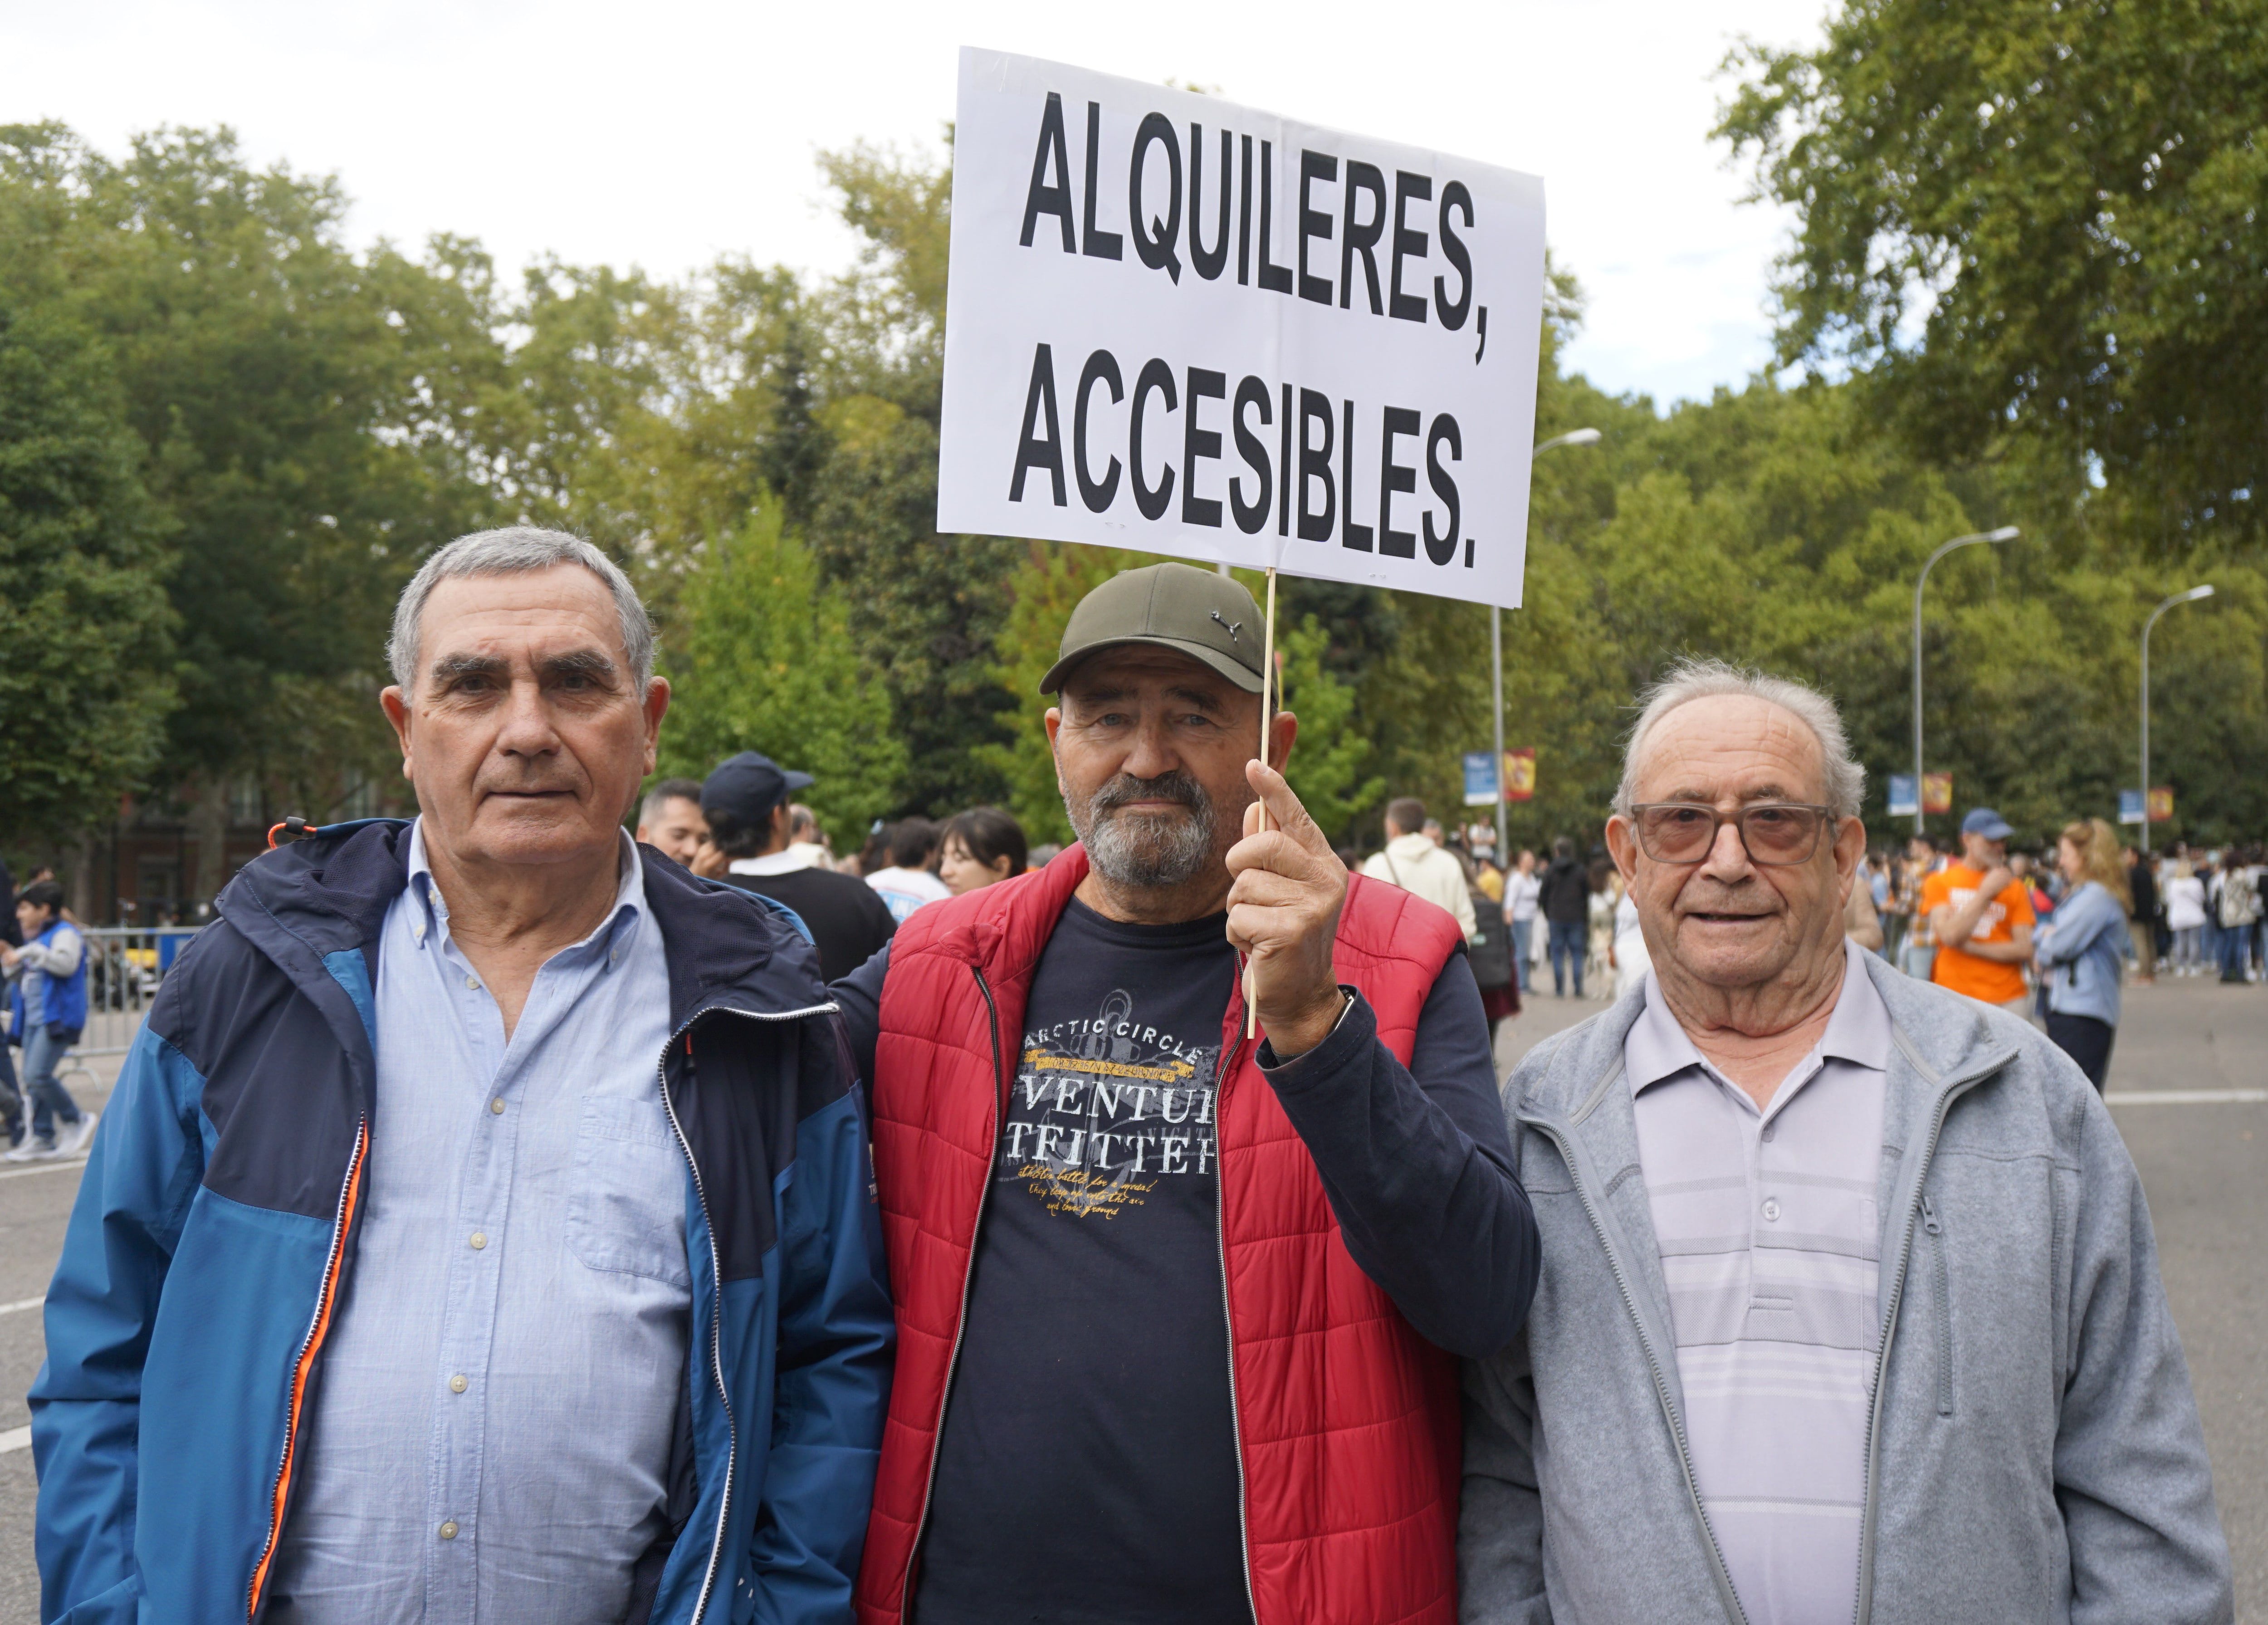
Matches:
[1039,562,1266,695]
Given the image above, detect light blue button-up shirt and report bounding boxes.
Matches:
[267,822,688,1625]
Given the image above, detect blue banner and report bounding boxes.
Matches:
[1887,774,1918,819]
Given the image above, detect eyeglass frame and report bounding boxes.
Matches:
[1622,801,1845,867]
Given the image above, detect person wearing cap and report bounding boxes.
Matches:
[698,750,899,983]
[1919,808,2037,1013]
[29,528,893,1624]
[833,562,1539,1625]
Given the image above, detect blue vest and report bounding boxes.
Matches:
[13,920,88,1038]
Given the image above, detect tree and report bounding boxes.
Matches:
[1716,0,2268,552]
[0,123,505,894]
[1274,614,1382,843]
[0,294,174,840]
[656,502,905,849]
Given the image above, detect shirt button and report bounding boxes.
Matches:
[449,1374,468,1394]
[1761,1198,1782,1223]
[469,1231,488,1250]
[489,1098,505,1115]
[439,1520,459,1541]
[464,975,480,991]
[1760,1123,1777,1143]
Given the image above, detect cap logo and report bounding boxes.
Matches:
[1210,610,1242,641]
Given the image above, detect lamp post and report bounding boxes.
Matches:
[2140,584,2213,854]
[1911,526,2020,836]
[1495,428,1602,860]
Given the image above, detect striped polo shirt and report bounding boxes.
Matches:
[1625,940,1890,1625]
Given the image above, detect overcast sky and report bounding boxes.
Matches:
[2,0,1827,407]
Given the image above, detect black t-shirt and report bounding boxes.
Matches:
[912,898,1251,1625]
[723,866,897,983]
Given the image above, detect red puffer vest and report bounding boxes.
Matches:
[854,844,1466,1625]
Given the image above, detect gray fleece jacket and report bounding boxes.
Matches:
[1461,954,2232,1625]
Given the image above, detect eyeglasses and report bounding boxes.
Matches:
[1627,802,1838,866]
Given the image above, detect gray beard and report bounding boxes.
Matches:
[1068,771,1219,890]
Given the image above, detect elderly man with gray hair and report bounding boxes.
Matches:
[32,527,893,1625]
[1461,659,2230,1625]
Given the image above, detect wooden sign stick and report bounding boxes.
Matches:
[1246,567,1278,1040]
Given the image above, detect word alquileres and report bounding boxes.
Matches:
[1004,93,1482,563]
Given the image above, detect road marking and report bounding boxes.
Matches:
[2104,1089,2268,1106]
[0,1298,40,1317]
[0,1157,86,1183]
[0,1426,27,1456]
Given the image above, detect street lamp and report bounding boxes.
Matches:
[2140,584,2213,854]
[1911,525,2020,836]
[1493,428,1603,860]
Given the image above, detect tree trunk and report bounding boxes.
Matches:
[68,835,94,925]
[190,778,232,919]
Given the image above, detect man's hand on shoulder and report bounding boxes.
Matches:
[1226,761,1348,1059]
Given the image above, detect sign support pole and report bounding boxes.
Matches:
[1491,606,1508,866]
[1246,568,1278,1039]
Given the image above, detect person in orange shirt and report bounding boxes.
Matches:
[1920,807,2037,1012]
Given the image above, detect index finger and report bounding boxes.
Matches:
[1245,759,1330,858]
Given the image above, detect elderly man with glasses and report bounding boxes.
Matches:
[1460,659,2230,1625]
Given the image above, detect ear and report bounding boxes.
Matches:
[380,685,415,783]
[1267,708,1298,773]
[1604,814,1639,884]
[1833,814,1867,886]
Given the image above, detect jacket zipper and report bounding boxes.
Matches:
[1515,1109,1750,1625]
[1849,1058,2000,1625]
[246,1116,368,1621]
[1919,1192,1953,1417]
[1212,979,1260,1624]
[658,998,840,1625]
[899,965,1010,1625]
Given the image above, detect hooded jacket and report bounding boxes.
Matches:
[29,819,894,1625]
[1460,956,2231,1625]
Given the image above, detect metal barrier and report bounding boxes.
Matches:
[72,926,200,1058]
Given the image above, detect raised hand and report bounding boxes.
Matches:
[1225,760,1349,1058]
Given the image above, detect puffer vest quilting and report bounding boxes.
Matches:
[854,844,1466,1625]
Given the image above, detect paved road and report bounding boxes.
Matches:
[0,981,2258,1621]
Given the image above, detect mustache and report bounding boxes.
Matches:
[1088,771,1208,817]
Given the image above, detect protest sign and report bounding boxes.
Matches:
[938,48,1547,610]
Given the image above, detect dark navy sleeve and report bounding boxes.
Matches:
[830,941,890,1089]
[1256,957,1537,1358]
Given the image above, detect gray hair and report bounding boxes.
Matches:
[1614,658,1866,818]
[387,526,655,693]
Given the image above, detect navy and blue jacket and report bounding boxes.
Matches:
[29,820,894,1625]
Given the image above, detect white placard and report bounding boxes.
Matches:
[938,48,1546,609]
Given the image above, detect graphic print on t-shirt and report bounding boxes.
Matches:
[1008,987,1221,1219]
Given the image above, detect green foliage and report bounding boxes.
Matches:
[1273,614,1382,842]
[655,502,904,849]
[0,295,174,833]
[1716,0,2268,551]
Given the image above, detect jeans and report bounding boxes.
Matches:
[22,1025,81,1143]
[1510,917,1535,994]
[1899,942,1937,982]
[2172,926,2204,971]
[2045,1012,2116,1089]
[2219,924,2252,981]
[1547,919,1586,997]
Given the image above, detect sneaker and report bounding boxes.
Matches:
[55,1112,98,1159]
[5,1137,56,1163]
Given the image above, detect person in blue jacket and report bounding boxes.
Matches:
[29,526,893,1625]
[2034,816,2135,1089]
[3,879,94,1161]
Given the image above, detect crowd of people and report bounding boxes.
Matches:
[1339,793,2265,1097]
[24,541,2237,1625]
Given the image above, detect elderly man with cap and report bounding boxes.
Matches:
[831,562,1539,1625]
[1461,659,2229,1625]
[698,749,899,982]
